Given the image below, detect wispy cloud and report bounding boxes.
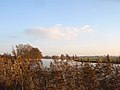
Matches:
[25,24,94,40]
[9,36,21,39]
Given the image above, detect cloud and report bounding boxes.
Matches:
[81,25,94,32]
[25,24,94,40]
[9,36,21,39]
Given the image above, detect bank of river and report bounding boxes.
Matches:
[41,59,120,67]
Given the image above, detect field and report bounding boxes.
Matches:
[0,55,120,90]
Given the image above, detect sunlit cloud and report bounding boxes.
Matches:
[25,24,94,40]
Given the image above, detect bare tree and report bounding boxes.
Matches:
[12,44,42,61]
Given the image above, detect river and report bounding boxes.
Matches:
[41,59,120,67]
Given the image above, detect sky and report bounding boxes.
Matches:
[0,0,120,56]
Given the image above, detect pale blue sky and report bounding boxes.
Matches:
[0,0,120,55]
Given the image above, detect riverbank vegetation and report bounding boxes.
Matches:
[0,44,120,90]
[46,54,120,64]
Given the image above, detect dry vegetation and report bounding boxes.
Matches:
[0,44,119,90]
[0,55,120,90]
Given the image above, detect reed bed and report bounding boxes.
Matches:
[0,56,120,90]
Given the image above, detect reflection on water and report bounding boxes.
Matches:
[41,59,54,67]
[41,59,83,67]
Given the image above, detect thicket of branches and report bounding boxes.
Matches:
[0,44,119,90]
[0,56,120,90]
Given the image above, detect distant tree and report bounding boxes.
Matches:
[52,55,59,60]
[66,54,71,60]
[43,55,51,59]
[60,54,66,60]
[12,44,42,60]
